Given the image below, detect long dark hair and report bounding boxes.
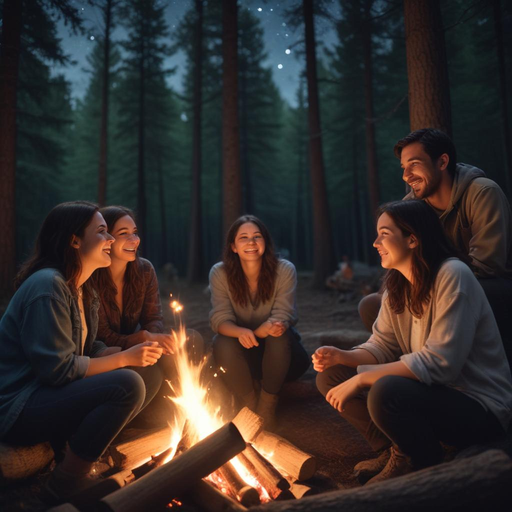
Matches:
[92,206,142,319]
[15,201,99,298]
[378,200,459,317]
[223,215,279,307]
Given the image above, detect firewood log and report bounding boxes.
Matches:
[108,426,172,470]
[216,461,260,506]
[187,479,249,512]
[249,449,512,512]
[46,504,81,512]
[99,422,246,512]
[242,444,290,499]
[254,430,317,481]
[0,441,54,483]
[232,407,264,443]
[288,482,316,499]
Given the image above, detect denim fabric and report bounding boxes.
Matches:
[213,328,310,396]
[0,268,107,438]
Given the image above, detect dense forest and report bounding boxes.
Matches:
[1,0,511,300]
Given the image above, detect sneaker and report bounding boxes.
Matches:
[365,446,415,485]
[354,447,391,483]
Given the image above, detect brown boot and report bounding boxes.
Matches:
[353,447,391,483]
[256,389,279,431]
[365,446,415,485]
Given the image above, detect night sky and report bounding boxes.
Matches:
[53,0,340,107]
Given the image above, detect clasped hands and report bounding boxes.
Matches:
[312,345,363,413]
[237,320,286,349]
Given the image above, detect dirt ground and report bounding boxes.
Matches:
[0,274,380,510]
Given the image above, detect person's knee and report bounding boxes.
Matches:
[113,369,146,409]
[212,334,240,365]
[367,375,410,421]
[358,293,382,333]
[265,329,292,356]
[316,364,352,397]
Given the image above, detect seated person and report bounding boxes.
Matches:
[209,215,310,429]
[0,202,163,503]
[315,200,512,485]
[359,129,512,364]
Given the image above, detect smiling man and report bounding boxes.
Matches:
[359,128,512,364]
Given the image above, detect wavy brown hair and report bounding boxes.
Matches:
[378,200,460,317]
[223,215,279,307]
[91,206,142,320]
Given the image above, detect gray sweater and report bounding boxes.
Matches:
[357,258,512,431]
[209,259,298,333]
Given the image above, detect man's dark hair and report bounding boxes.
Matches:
[394,128,457,175]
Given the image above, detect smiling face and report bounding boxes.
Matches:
[373,212,417,278]
[231,222,266,263]
[401,142,448,200]
[110,215,140,263]
[74,212,114,271]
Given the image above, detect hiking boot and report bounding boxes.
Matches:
[353,447,391,483]
[41,465,98,505]
[365,446,414,485]
[256,389,279,431]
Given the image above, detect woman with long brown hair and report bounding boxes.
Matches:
[92,206,173,352]
[209,215,310,428]
[0,201,164,503]
[314,200,512,484]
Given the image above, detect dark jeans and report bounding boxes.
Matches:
[317,365,503,467]
[5,364,164,462]
[213,328,310,396]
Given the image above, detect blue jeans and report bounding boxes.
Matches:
[213,328,310,396]
[4,364,163,461]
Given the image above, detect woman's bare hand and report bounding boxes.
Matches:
[124,341,163,367]
[312,346,342,372]
[146,333,176,355]
[267,321,286,337]
[238,328,259,349]
[325,375,363,413]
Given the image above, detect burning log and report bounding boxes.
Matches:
[99,422,246,512]
[232,406,264,443]
[109,426,172,470]
[0,441,54,482]
[254,430,317,481]
[216,462,261,507]
[242,445,290,500]
[187,479,249,512]
[248,449,512,512]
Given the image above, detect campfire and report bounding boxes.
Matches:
[56,302,317,512]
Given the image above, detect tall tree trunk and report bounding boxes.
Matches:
[186,0,204,283]
[157,150,168,266]
[137,40,146,253]
[240,63,252,214]
[303,0,335,286]
[222,0,242,235]
[362,0,380,219]
[0,0,22,299]
[97,0,113,206]
[493,0,512,197]
[403,0,451,136]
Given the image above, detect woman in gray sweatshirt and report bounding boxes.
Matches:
[209,215,310,428]
[314,200,512,485]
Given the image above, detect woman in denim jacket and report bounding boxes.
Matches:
[0,201,164,502]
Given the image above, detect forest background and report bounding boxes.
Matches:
[1,0,511,302]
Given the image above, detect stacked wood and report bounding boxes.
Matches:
[253,430,317,481]
[232,406,264,442]
[186,479,248,512]
[0,441,54,483]
[242,445,290,500]
[108,426,172,470]
[249,449,512,512]
[99,422,246,512]
[216,461,260,506]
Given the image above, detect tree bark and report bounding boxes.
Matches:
[303,0,335,286]
[187,0,204,282]
[0,0,22,300]
[362,0,380,219]
[403,0,451,136]
[222,0,242,236]
[493,0,512,197]
[97,0,113,206]
[137,34,147,252]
